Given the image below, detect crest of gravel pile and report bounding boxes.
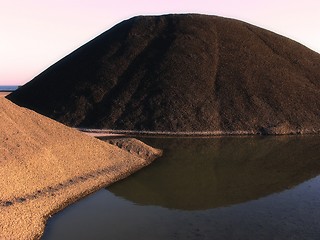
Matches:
[0,98,161,240]
[8,14,320,134]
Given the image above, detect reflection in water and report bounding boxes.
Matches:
[108,136,320,210]
[43,136,320,240]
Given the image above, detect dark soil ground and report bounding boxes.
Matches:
[7,14,320,134]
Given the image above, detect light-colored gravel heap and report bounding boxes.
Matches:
[0,98,161,240]
[0,92,10,97]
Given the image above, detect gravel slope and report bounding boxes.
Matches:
[0,98,161,239]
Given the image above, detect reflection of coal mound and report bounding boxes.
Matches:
[107,136,320,210]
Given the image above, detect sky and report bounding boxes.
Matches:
[0,0,319,86]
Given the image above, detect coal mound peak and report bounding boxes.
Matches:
[8,14,320,134]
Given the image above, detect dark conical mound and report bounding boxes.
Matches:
[8,14,320,134]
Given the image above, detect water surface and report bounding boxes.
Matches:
[43,135,320,239]
[0,85,18,91]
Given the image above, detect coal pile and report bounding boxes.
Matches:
[8,14,320,134]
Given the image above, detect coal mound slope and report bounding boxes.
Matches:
[8,14,320,134]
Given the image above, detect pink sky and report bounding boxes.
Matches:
[1,0,319,85]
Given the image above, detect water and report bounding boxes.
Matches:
[0,85,18,91]
[43,136,320,240]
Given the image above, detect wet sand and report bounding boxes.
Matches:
[0,98,161,239]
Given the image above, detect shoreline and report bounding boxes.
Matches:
[79,128,320,137]
[2,158,156,239]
